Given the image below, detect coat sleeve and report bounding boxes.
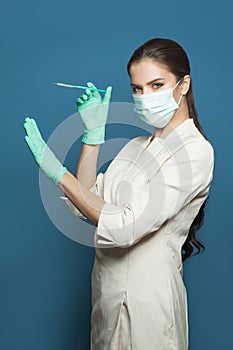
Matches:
[95,140,215,248]
[59,137,138,219]
[59,172,105,219]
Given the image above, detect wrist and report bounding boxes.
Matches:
[82,125,106,145]
[55,166,67,186]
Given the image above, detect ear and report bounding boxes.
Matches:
[180,75,191,96]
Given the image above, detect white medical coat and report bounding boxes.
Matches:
[61,119,215,350]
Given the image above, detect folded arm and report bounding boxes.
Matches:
[59,170,106,226]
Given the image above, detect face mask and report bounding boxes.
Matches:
[132,80,183,128]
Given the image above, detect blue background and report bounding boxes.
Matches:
[1,0,232,349]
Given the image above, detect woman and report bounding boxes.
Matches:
[23,38,215,349]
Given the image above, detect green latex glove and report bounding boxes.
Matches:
[23,117,67,186]
[76,81,112,145]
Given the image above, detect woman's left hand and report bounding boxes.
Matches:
[23,117,67,186]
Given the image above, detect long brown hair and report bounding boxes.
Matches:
[127,38,209,262]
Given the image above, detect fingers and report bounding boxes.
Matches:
[76,83,112,110]
[102,85,112,104]
[85,89,92,97]
[77,93,89,108]
[87,81,101,99]
[24,135,36,153]
[23,117,46,152]
[24,117,43,144]
[25,117,31,123]
[24,117,34,138]
[76,81,101,108]
[30,118,43,141]
[76,84,93,106]
[76,97,85,107]
[80,93,88,101]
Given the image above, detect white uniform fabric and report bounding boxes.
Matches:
[61,118,215,350]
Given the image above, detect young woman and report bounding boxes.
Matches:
[24,38,215,350]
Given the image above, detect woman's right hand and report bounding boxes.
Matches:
[76,81,112,145]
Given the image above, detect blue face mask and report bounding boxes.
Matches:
[132,80,183,128]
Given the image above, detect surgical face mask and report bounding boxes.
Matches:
[132,80,183,128]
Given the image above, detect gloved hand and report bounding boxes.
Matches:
[76,81,112,144]
[23,117,67,186]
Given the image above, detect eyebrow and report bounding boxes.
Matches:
[130,77,165,87]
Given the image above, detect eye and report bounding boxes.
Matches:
[132,86,142,93]
[152,83,163,89]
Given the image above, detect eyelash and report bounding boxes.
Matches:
[132,83,163,93]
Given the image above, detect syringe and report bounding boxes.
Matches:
[52,82,106,93]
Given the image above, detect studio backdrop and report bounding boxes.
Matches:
[1,0,232,349]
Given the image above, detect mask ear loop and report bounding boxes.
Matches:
[177,94,183,105]
[173,78,183,106]
[172,79,182,90]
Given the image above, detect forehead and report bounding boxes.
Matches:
[129,59,174,84]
